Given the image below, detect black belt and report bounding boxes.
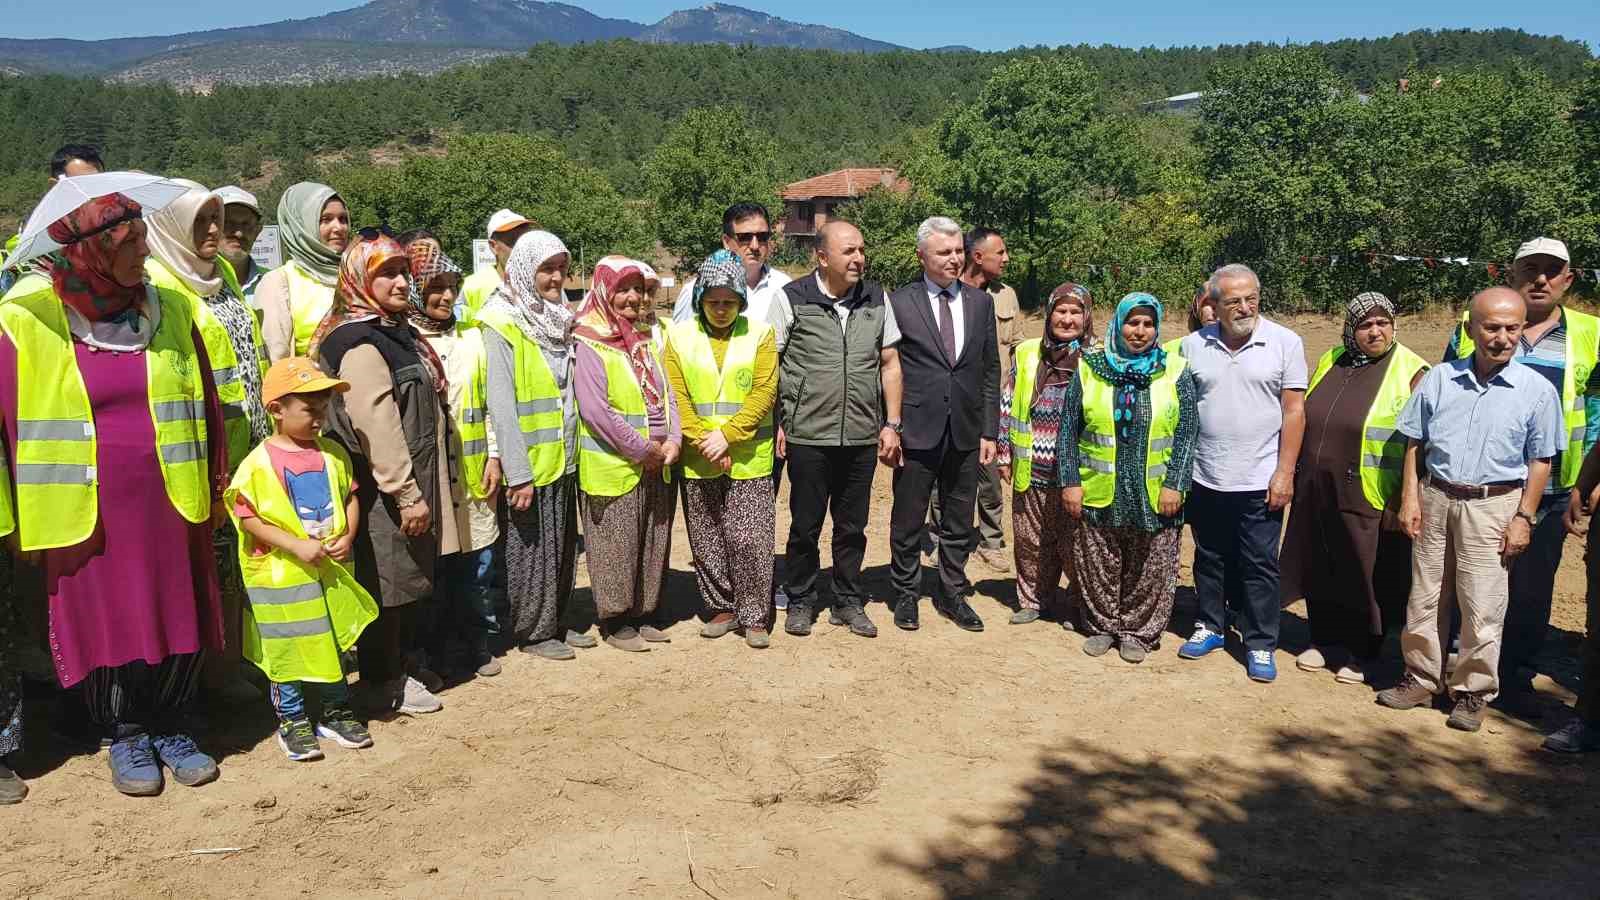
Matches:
[1425,475,1522,500]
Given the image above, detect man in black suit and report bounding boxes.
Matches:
[887,216,1001,632]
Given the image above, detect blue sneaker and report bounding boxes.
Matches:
[151,732,219,787]
[1178,626,1225,659]
[1246,650,1278,683]
[108,733,164,796]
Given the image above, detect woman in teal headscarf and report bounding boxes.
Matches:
[256,182,350,360]
[1059,292,1199,664]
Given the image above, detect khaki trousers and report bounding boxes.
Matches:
[1402,482,1517,700]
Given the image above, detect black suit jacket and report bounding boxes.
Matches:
[887,278,1000,452]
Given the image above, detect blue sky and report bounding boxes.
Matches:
[10,0,1598,52]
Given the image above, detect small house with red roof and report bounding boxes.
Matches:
[780,167,910,245]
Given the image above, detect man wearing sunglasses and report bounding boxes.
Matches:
[671,203,793,351]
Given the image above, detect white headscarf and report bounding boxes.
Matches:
[482,230,573,353]
[145,178,224,298]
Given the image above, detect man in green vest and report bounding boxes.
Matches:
[1442,237,1598,716]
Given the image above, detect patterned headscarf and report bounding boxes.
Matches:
[145,179,225,298]
[277,182,344,286]
[482,230,572,354]
[573,255,666,415]
[405,239,463,335]
[1342,291,1397,367]
[1085,292,1167,440]
[691,249,748,330]
[46,193,147,323]
[309,235,446,395]
[1034,282,1093,402]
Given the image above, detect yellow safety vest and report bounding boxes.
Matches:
[477,310,567,488]
[1161,335,1185,359]
[0,442,14,537]
[0,285,210,551]
[445,324,493,499]
[146,256,269,473]
[225,438,378,684]
[667,317,774,480]
[2,272,50,305]
[1008,338,1043,492]
[1306,343,1428,511]
[1452,307,1598,487]
[1078,357,1187,514]
[461,269,502,324]
[577,336,670,497]
[282,261,335,358]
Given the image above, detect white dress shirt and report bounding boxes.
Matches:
[923,274,964,358]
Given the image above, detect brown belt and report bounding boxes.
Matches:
[1425,475,1521,500]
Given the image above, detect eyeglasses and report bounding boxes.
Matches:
[357,225,395,241]
[730,230,772,246]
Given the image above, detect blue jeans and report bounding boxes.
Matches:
[1189,485,1283,652]
[1500,491,1570,688]
[270,678,352,721]
[437,544,503,655]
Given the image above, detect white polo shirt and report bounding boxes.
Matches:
[1179,316,1309,492]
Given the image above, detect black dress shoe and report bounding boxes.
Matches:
[936,598,985,632]
[893,597,920,631]
[830,605,879,637]
[784,605,814,637]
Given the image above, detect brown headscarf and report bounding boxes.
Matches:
[1034,282,1094,402]
[46,193,147,323]
[1185,284,1214,334]
[573,255,666,415]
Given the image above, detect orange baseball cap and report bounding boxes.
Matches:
[263,357,350,404]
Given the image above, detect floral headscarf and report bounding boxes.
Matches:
[145,179,224,298]
[1085,292,1167,440]
[691,249,748,330]
[405,238,462,335]
[482,230,572,354]
[46,193,147,324]
[1342,291,1396,367]
[1034,282,1093,402]
[277,182,344,286]
[309,235,446,394]
[573,255,665,414]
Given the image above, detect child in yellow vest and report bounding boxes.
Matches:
[227,358,379,762]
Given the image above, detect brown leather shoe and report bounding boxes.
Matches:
[1376,672,1434,710]
[1447,693,1488,732]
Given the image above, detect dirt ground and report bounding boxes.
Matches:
[5,308,1597,899]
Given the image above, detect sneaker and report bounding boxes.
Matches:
[1376,672,1434,710]
[638,624,672,643]
[1334,660,1367,685]
[974,546,1011,572]
[605,626,649,652]
[700,615,739,639]
[0,761,27,805]
[108,733,164,796]
[773,588,789,612]
[1246,650,1277,683]
[565,629,599,650]
[473,654,503,677]
[1542,719,1600,754]
[317,708,374,750]
[151,732,220,786]
[398,676,443,715]
[1119,642,1148,664]
[830,605,878,638]
[745,628,771,649]
[523,638,576,661]
[1447,693,1488,732]
[1295,647,1328,672]
[276,718,324,762]
[784,605,814,637]
[1082,634,1115,657]
[1178,626,1225,660]
[1009,608,1041,625]
[413,666,445,694]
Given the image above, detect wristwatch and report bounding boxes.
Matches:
[884,419,903,434]
[1515,509,1536,525]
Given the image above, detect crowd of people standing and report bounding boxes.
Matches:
[0,142,1597,806]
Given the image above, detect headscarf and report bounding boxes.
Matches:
[405,239,462,335]
[1342,291,1397,367]
[145,178,224,298]
[46,193,147,324]
[1033,282,1093,403]
[481,230,573,354]
[310,235,447,394]
[691,249,748,332]
[277,182,344,285]
[1185,284,1213,334]
[1085,292,1167,440]
[573,255,666,414]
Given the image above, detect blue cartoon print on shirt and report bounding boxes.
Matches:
[284,467,335,539]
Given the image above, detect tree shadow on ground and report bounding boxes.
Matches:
[890,726,1599,899]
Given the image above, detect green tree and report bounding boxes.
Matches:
[642,106,782,273]
[835,184,945,291]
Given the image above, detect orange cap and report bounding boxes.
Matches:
[263,357,350,404]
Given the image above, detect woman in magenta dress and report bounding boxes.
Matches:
[0,192,226,797]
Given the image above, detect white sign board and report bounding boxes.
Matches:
[251,226,282,271]
[472,239,496,276]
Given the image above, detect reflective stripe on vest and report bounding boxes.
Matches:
[477,310,568,487]
[225,438,378,684]
[0,443,13,537]
[1453,307,1599,487]
[0,285,210,550]
[576,337,667,497]
[1307,343,1429,511]
[667,317,774,480]
[450,325,493,500]
[1008,338,1042,492]
[283,261,335,358]
[1078,357,1187,514]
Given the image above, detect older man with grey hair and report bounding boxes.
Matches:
[885,216,1001,632]
[1177,263,1308,682]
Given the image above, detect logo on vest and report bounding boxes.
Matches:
[736,369,753,392]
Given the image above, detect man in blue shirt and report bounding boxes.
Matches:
[1380,287,1565,733]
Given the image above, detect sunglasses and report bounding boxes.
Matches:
[357,225,395,241]
[729,230,772,245]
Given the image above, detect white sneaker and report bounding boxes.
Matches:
[1334,660,1366,684]
[1296,648,1327,672]
[398,676,443,715]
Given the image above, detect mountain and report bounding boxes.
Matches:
[0,0,902,83]
[640,4,901,52]
[105,41,519,90]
